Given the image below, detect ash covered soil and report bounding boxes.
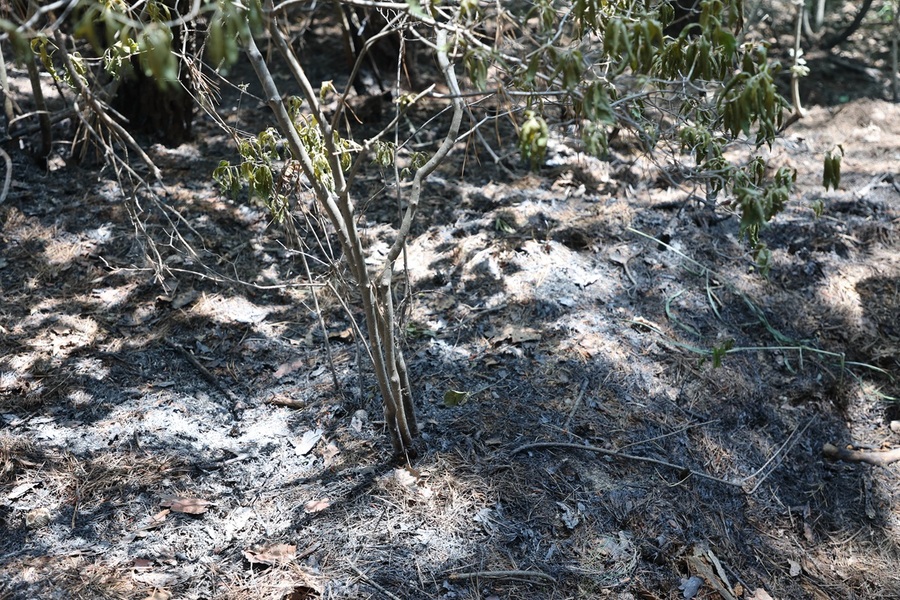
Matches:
[1,55,900,600]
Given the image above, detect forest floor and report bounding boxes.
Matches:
[2,21,900,600]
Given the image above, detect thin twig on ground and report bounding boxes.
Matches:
[349,564,404,600]
[564,378,589,433]
[446,569,556,584]
[511,441,743,488]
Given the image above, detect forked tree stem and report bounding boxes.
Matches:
[247,5,462,455]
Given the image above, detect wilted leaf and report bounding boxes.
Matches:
[394,466,420,488]
[170,289,199,309]
[321,442,340,464]
[490,324,542,345]
[443,389,470,407]
[25,507,51,529]
[7,481,37,500]
[294,429,323,456]
[274,358,305,378]
[161,497,210,515]
[244,543,296,566]
[304,498,330,513]
[680,575,703,599]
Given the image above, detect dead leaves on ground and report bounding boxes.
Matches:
[160,495,211,515]
[244,543,296,567]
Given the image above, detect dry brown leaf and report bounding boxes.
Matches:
[244,543,296,566]
[133,558,153,570]
[274,358,305,379]
[321,442,340,464]
[490,324,542,345]
[747,589,775,600]
[161,496,211,515]
[304,498,330,513]
[145,509,170,529]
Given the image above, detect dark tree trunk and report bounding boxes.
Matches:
[112,1,194,146]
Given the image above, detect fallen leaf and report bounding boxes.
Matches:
[274,358,305,379]
[133,558,154,570]
[680,575,703,599]
[170,289,199,309]
[161,497,211,515]
[293,429,323,456]
[327,327,354,342]
[350,410,367,432]
[304,498,330,513]
[25,507,51,529]
[132,572,179,586]
[789,559,802,577]
[244,543,296,566]
[490,324,542,345]
[443,389,470,407]
[747,589,775,600]
[321,442,340,465]
[142,589,172,600]
[7,481,37,501]
[394,466,420,488]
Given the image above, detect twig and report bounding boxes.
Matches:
[446,569,556,584]
[349,564,404,600]
[563,378,589,432]
[511,441,743,488]
[823,443,900,467]
[745,418,814,493]
[0,146,11,205]
[164,338,243,414]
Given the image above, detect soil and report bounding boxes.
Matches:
[1,16,899,600]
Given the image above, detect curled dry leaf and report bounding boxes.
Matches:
[160,496,211,515]
[304,498,330,513]
[244,543,296,566]
[294,429,323,456]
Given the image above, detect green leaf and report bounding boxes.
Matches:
[443,389,470,407]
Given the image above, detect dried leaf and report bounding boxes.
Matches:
[144,509,170,529]
[161,497,210,515]
[25,507,51,529]
[142,589,172,600]
[274,358,305,379]
[244,543,296,566]
[7,481,37,500]
[294,429,323,456]
[789,559,802,577]
[747,589,775,600]
[170,289,199,309]
[394,466,419,488]
[680,576,703,599]
[304,498,330,513]
[490,324,542,345]
[132,572,179,586]
[321,442,340,464]
[133,558,154,570]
